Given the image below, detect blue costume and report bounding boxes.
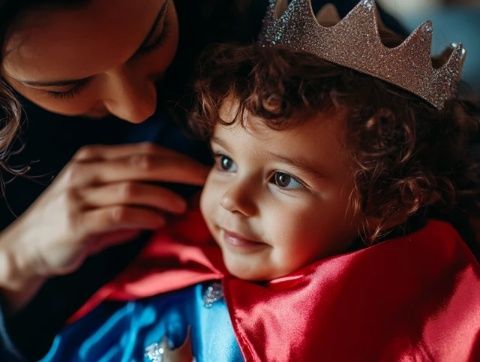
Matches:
[40,283,243,362]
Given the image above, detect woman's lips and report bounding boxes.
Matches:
[221,229,266,249]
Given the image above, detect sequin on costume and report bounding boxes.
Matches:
[203,282,224,308]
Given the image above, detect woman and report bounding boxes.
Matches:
[0,0,405,360]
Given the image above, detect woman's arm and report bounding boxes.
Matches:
[0,236,47,314]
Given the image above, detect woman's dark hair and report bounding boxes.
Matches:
[0,0,88,177]
[190,43,480,243]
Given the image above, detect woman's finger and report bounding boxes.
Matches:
[73,142,192,162]
[60,153,209,187]
[80,205,167,236]
[79,182,187,214]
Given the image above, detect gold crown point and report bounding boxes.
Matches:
[397,21,433,64]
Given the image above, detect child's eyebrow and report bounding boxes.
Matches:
[210,136,231,151]
[267,151,329,180]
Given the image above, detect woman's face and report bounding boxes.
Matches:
[1,0,179,123]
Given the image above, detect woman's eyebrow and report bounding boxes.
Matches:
[15,1,170,88]
[21,78,90,87]
[134,0,169,53]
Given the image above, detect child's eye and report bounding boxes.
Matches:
[214,154,238,173]
[270,172,304,190]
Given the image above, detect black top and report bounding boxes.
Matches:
[0,1,408,360]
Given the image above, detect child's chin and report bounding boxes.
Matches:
[224,260,265,281]
[223,258,288,281]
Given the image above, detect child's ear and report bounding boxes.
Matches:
[364,189,442,241]
[363,212,411,241]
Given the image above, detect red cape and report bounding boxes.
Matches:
[71,209,480,361]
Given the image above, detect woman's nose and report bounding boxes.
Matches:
[102,67,157,123]
[220,179,258,217]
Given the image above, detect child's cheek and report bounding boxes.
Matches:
[199,173,218,231]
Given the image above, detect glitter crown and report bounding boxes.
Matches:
[258,0,466,109]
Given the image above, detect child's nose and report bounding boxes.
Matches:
[220,180,257,217]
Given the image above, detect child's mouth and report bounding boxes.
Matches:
[220,229,267,250]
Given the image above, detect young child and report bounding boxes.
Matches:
[40,1,480,361]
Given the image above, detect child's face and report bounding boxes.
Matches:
[200,103,360,281]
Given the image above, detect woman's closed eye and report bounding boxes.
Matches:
[46,80,90,99]
[269,171,305,190]
[214,154,238,173]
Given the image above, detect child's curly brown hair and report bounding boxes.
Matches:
[189,43,480,244]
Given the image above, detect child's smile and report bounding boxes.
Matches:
[219,228,269,252]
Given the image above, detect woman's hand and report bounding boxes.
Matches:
[0,143,208,310]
